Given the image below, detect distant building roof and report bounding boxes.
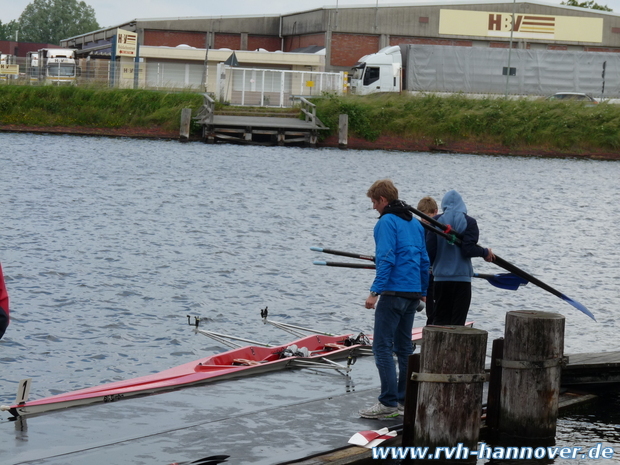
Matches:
[289,46,325,54]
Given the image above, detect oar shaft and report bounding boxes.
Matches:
[310,247,375,262]
[408,205,463,240]
[314,260,376,269]
[492,255,563,300]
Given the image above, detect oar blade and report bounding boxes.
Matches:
[474,273,528,291]
[561,295,596,321]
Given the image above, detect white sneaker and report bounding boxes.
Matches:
[397,403,405,415]
[359,401,399,419]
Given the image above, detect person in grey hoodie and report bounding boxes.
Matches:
[426,190,495,325]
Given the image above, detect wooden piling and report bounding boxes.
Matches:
[401,353,420,449]
[338,114,348,149]
[498,311,565,442]
[485,337,504,432]
[179,108,192,142]
[411,326,488,457]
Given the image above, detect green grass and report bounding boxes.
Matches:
[3,87,620,152]
[0,86,204,131]
[313,93,620,151]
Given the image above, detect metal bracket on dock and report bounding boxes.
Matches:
[410,372,489,383]
[497,356,569,370]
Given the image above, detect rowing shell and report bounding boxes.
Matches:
[1,333,374,418]
[2,323,468,418]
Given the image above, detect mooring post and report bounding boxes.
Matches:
[179,108,192,142]
[498,311,565,443]
[338,114,348,149]
[401,353,420,449]
[485,337,504,432]
[411,326,488,459]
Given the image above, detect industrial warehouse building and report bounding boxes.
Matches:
[61,0,620,73]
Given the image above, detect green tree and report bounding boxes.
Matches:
[0,20,19,41]
[18,0,99,45]
[561,0,612,11]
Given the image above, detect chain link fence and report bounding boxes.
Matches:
[2,58,346,107]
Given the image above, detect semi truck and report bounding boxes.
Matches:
[36,48,78,85]
[350,44,620,98]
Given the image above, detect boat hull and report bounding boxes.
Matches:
[5,333,366,417]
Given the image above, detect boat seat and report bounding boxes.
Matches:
[232,358,262,366]
[324,343,347,350]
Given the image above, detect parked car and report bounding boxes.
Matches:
[547,92,598,104]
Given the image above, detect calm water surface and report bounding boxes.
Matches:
[0,133,619,462]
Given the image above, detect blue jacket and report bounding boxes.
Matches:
[371,203,430,296]
[426,190,490,282]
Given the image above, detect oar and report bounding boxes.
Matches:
[492,255,595,321]
[407,207,595,321]
[313,260,376,269]
[310,246,375,262]
[314,260,527,291]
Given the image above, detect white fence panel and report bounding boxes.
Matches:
[218,65,344,107]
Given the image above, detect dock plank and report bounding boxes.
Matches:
[563,351,620,385]
[212,115,325,130]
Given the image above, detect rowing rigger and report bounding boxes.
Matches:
[0,310,417,418]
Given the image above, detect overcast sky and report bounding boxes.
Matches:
[3,0,620,30]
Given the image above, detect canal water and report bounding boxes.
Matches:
[0,133,619,463]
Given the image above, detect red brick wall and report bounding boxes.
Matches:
[247,35,282,51]
[284,33,325,52]
[0,41,58,56]
[390,37,472,47]
[330,33,379,67]
[214,33,241,50]
[144,30,206,48]
[583,47,620,52]
[548,45,568,51]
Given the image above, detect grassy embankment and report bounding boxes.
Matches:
[0,86,205,133]
[313,93,620,155]
[2,86,620,156]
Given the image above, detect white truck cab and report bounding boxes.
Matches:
[350,45,403,95]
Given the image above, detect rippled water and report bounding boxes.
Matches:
[1,133,619,461]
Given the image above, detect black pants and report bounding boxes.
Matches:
[432,281,472,326]
[0,306,8,339]
[425,274,435,325]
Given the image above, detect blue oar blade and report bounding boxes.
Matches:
[497,273,529,290]
[310,246,323,252]
[313,260,327,265]
[561,295,596,321]
[474,273,528,291]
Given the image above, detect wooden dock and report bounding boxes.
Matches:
[562,351,620,385]
[194,94,328,146]
[280,349,620,465]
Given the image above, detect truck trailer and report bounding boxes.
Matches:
[350,44,620,98]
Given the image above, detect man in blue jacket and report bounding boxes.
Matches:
[360,179,430,419]
[426,190,495,326]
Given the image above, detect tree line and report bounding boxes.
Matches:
[0,0,99,45]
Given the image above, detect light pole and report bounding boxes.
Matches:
[504,0,517,98]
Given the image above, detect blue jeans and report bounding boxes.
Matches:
[372,295,419,407]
